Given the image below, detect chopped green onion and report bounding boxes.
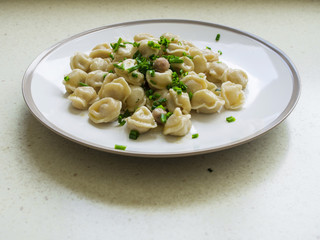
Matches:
[79,82,88,86]
[216,61,222,63]
[148,41,161,49]
[215,34,221,41]
[218,50,222,55]
[103,74,107,79]
[127,65,139,73]
[188,91,193,100]
[158,36,171,49]
[192,133,199,139]
[149,69,155,77]
[129,130,140,140]
[114,144,126,150]
[206,46,212,50]
[64,76,70,81]
[156,105,166,110]
[226,116,236,123]
[132,72,138,78]
[108,70,114,73]
[160,113,167,123]
[109,54,114,60]
[111,38,126,52]
[133,42,140,47]
[152,98,167,110]
[113,63,125,70]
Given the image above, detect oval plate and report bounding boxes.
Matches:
[22,19,300,157]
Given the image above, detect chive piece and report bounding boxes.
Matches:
[156,105,165,110]
[115,144,126,150]
[218,50,222,55]
[188,92,193,100]
[133,42,140,47]
[129,130,140,140]
[216,61,222,63]
[149,70,155,77]
[215,34,221,41]
[79,82,88,86]
[192,133,199,139]
[206,46,212,50]
[109,54,114,60]
[160,113,167,123]
[64,76,70,81]
[132,72,138,78]
[110,38,124,52]
[148,41,161,49]
[226,116,236,123]
[150,80,157,85]
[103,74,107,79]
[108,70,114,73]
[113,63,125,70]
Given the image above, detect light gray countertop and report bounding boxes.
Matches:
[1,0,319,239]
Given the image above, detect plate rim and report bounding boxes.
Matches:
[22,19,301,158]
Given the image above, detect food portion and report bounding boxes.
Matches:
[63,33,248,139]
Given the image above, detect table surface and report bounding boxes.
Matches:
[1,0,319,239]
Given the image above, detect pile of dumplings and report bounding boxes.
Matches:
[63,33,248,137]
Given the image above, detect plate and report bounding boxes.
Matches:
[22,19,300,157]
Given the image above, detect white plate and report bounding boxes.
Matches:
[22,19,300,157]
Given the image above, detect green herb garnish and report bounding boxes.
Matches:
[188,91,193,100]
[152,98,167,110]
[113,63,125,70]
[79,82,88,86]
[150,79,157,85]
[132,72,138,78]
[64,76,70,81]
[109,54,114,60]
[129,130,140,140]
[192,133,199,139]
[118,110,131,126]
[206,46,212,50]
[148,41,161,49]
[226,116,236,123]
[114,144,126,150]
[111,38,126,52]
[215,34,221,41]
[218,50,222,55]
[103,74,107,79]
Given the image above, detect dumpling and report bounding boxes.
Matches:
[89,58,113,72]
[98,77,131,102]
[191,89,225,113]
[70,52,92,73]
[89,43,113,59]
[171,56,194,72]
[188,47,207,73]
[114,59,144,86]
[125,85,147,112]
[86,70,108,91]
[126,106,157,133]
[88,97,122,123]
[201,49,220,62]
[166,89,191,114]
[206,61,228,83]
[205,79,218,93]
[166,42,188,56]
[163,108,191,136]
[221,81,245,110]
[68,86,98,110]
[134,33,158,42]
[113,41,137,61]
[180,71,208,93]
[161,33,180,43]
[146,69,172,90]
[221,68,248,89]
[137,39,161,58]
[63,69,88,93]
